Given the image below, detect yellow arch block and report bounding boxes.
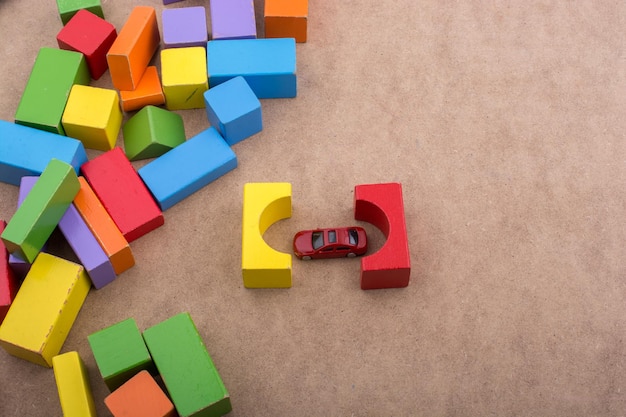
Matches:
[242,182,292,288]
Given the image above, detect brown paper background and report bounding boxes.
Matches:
[1,1,626,416]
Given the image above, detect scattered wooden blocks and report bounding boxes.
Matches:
[14,47,89,134]
[207,38,297,99]
[0,221,19,325]
[0,253,90,367]
[119,66,165,112]
[138,127,238,211]
[1,159,80,263]
[161,46,208,110]
[210,0,257,40]
[162,6,208,48]
[56,9,117,80]
[354,183,411,290]
[56,0,103,25]
[143,313,232,417]
[204,76,262,146]
[62,85,123,151]
[242,182,292,288]
[81,147,164,243]
[88,317,156,391]
[123,105,186,161]
[107,6,160,91]
[104,370,176,417]
[264,0,308,43]
[52,351,97,417]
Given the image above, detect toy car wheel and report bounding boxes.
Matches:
[302,256,312,260]
[347,253,356,258]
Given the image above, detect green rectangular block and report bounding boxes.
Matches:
[15,47,89,134]
[1,159,80,263]
[87,318,155,391]
[56,0,103,25]
[143,313,232,417]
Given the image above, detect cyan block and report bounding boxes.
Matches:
[0,120,87,186]
[138,127,237,211]
[207,38,296,99]
[204,76,262,146]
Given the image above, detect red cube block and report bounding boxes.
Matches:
[57,9,117,80]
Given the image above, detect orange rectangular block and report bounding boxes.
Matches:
[264,0,308,43]
[73,177,135,275]
[119,66,165,112]
[107,6,160,91]
[104,370,176,417]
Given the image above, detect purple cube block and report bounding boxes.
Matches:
[163,0,184,4]
[210,0,257,40]
[162,6,208,48]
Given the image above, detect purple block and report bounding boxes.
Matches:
[162,6,208,48]
[163,0,184,4]
[8,176,39,278]
[210,0,257,40]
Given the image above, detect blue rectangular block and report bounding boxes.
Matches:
[138,128,237,211]
[0,120,88,186]
[207,38,296,98]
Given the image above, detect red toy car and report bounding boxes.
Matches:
[293,227,367,260]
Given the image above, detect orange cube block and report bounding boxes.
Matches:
[107,6,160,91]
[104,370,176,417]
[119,66,165,112]
[264,0,308,43]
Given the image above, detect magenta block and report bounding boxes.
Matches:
[210,0,257,40]
[162,6,208,48]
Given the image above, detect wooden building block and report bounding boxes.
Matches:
[207,38,296,99]
[74,177,134,275]
[88,317,156,391]
[123,105,186,161]
[62,85,123,151]
[0,120,87,186]
[161,47,208,110]
[52,351,97,417]
[80,147,164,242]
[0,221,19,325]
[204,76,262,146]
[138,127,237,211]
[142,313,232,417]
[1,159,80,263]
[104,370,176,417]
[242,182,292,288]
[119,66,165,112]
[354,183,411,290]
[210,0,256,40]
[264,0,308,43]
[57,9,117,80]
[107,6,160,91]
[0,253,90,367]
[56,0,103,25]
[162,6,208,48]
[14,47,89,134]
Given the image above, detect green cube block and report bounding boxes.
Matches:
[56,0,104,25]
[87,318,155,391]
[122,106,186,161]
[143,313,232,417]
[1,159,80,263]
[15,48,89,134]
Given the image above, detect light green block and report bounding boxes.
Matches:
[122,106,186,161]
[143,313,232,417]
[15,48,90,134]
[56,0,103,25]
[1,159,80,263]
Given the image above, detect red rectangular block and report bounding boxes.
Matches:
[0,221,20,324]
[80,147,164,242]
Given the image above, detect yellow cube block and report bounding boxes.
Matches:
[0,253,91,367]
[62,85,123,151]
[53,351,97,417]
[161,46,208,110]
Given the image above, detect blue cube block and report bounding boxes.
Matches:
[138,128,238,211]
[204,76,262,146]
[207,38,296,99]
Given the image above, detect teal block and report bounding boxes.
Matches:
[87,318,155,391]
[1,159,80,263]
[143,313,232,417]
[15,48,90,134]
[122,106,186,161]
[56,0,103,25]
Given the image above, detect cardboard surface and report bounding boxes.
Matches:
[1,1,626,416]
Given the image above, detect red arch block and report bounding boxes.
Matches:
[354,183,410,290]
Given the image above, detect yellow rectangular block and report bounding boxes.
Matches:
[0,253,91,367]
[161,47,208,110]
[53,351,97,417]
